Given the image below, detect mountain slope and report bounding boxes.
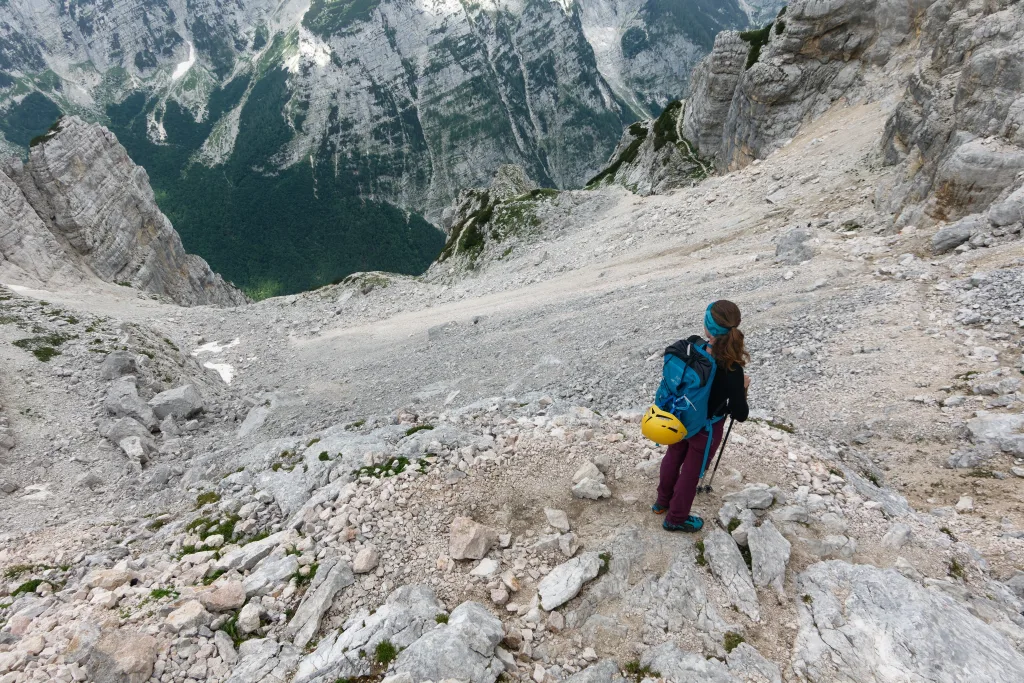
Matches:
[0,0,777,295]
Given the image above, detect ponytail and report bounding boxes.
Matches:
[707,300,749,370]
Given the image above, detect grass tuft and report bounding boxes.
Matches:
[374,639,398,666]
[723,631,745,653]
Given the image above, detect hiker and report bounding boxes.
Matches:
[651,300,750,532]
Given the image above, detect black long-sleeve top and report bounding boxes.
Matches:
[709,362,749,422]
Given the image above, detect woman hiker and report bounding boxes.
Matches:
[654,300,751,532]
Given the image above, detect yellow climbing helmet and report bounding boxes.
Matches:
[641,405,688,445]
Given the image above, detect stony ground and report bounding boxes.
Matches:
[2,101,1024,682]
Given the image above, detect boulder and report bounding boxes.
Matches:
[703,529,760,621]
[748,520,790,597]
[99,351,140,380]
[243,554,299,597]
[392,601,504,683]
[149,384,204,420]
[932,216,983,254]
[967,411,1024,457]
[214,529,298,573]
[82,630,158,683]
[165,600,212,633]
[537,552,602,611]
[84,568,134,591]
[196,581,246,613]
[449,517,499,560]
[776,227,815,264]
[104,378,156,429]
[562,659,627,683]
[237,602,262,634]
[723,485,774,510]
[572,461,604,484]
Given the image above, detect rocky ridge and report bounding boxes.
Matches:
[0,117,247,307]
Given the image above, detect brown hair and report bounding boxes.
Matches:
[709,300,749,371]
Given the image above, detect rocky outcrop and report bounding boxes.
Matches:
[2,117,247,306]
[795,561,1024,682]
[588,101,712,195]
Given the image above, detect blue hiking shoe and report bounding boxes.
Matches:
[663,516,704,533]
[651,503,668,515]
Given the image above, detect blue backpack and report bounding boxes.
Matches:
[654,336,725,475]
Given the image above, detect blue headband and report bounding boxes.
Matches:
[704,303,731,337]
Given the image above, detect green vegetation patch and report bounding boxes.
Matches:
[304,0,382,39]
[598,551,612,576]
[353,456,427,479]
[624,660,660,681]
[404,424,434,436]
[194,491,221,509]
[587,124,648,187]
[695,539,707,567]
[434,613,448,624]
[374,639,398,666]
[0,92,62,150]
[12,332,74,361]
[739,23,774,70]
[723,631,745,653]
[949,558,966,580]
[11,579,45,597]
[106,67,442,298]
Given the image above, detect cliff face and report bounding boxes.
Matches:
[673,0,1023,235]
[0,117,248,306]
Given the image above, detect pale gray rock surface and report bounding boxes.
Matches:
[449,516,499,560]
[727,642,783,683]
[287,555,355,649]
[104,378,157,430]
[294,584,443,683]
[748,520,790,596]
[149,384,204,420]
[392,601,504,683]
[967,411,1024,457]
[3,118,247,306]
[562,659,627,683]
[243,554,299,597]
[704,529,760,621]
[538,552,603,611]
[796,561,1024,682]
[642,642,740,682]
[646,544,730,634]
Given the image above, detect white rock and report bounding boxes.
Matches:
[353,546,380,574]
[537,552,603,610]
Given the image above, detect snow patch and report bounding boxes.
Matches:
[171,42,196,81]
[204,362,235,384]
[192,338,241,356]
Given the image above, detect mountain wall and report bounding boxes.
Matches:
[0,0,781,294]
[0,116,248,306]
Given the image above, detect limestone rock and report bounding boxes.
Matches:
[537,552,603,611]
[544,507,571,532]
[294,584,443,682]
[572,461,604,484]
[748,520,790,597]
[726,642,782,683]
[224,638,301,683]
[704,529,760,621]
[967,412,1024,458]
[99,351,140,380]
[196,581,246,613]
[237,602,262,634]
[572,477,611,499]
[796,561,1024,681]
[723,485,774,510]
[353,546,380,574]
[243,554,299,596]
[449,517,499,561]
[149,384,204,420]
[776,227,815,264]
[165,600,212,633]
[288,556,355,649]
[5,118,247,306]
[562,659,627,683]
[104,378,157,430]
[392,601,504,683]
[642,642,739,682]
[82,630,158,683]
[647,544,730,634]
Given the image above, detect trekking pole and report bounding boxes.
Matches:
[698,417,734,494]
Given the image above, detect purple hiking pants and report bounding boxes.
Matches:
[656,421,725,525]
